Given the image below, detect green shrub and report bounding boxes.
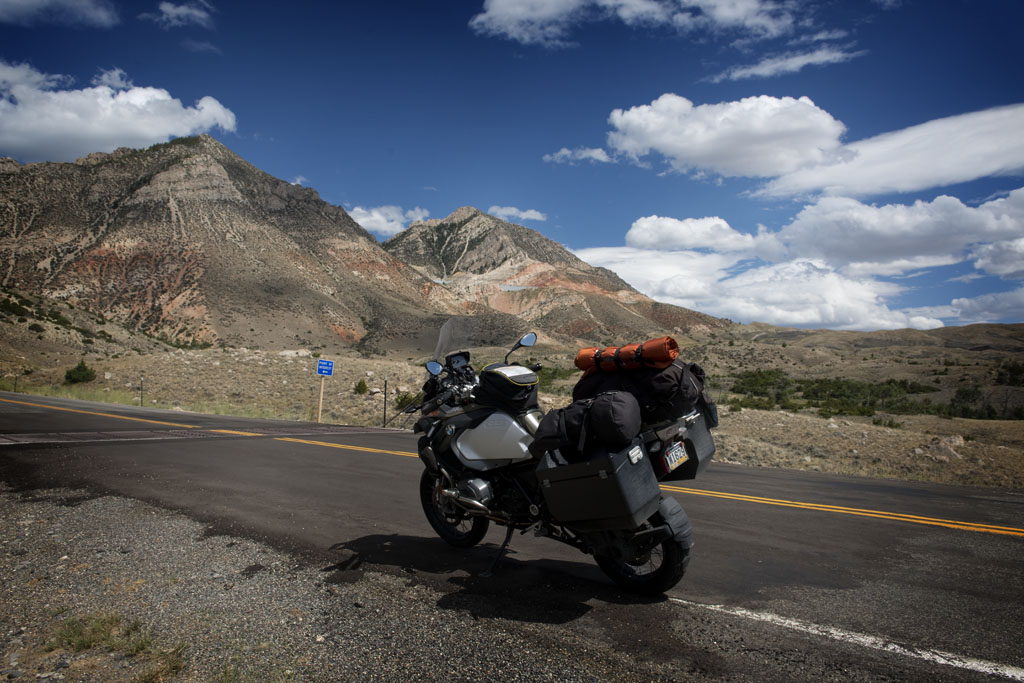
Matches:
[394,391,417,410]
[28,322,44,333]
[354,378,368,395]
[65,360,97,384]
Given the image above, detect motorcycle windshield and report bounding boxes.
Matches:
[430,317,488,362]
[429,315,527,363]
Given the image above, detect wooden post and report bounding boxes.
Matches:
[317,374,326,423]
[383,378,388,426]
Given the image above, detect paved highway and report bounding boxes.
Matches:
[2,391,1023,681]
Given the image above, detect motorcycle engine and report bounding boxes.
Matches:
[457,478,494,507]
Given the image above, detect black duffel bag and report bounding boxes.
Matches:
[529,391,641,462]
[573,360,706,426]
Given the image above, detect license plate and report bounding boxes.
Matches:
[663,441,689,472]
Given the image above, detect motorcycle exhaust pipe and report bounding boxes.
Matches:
[440,488,491,515]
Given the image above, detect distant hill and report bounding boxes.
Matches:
[0,138,729,353]
[0,135,459,352]
[384,206,730,343]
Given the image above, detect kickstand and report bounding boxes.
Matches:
[480,525,515,578]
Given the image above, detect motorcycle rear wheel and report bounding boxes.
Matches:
[419,469,490,548]
[595,520,690,596]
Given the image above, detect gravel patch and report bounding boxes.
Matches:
[0,485,682,682]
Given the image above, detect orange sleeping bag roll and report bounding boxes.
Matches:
[574,336,679,374]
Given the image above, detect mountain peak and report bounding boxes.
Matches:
[383,205,727,340]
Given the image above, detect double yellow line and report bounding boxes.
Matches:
[4,396,1022,538]
[661,484,1024,538]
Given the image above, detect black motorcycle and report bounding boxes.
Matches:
[408,322,715,595]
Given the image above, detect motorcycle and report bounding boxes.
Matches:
[407,321,715,595]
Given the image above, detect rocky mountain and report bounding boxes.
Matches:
[384,206,728,342]
[0,137,729,354]
[0,135,460,352]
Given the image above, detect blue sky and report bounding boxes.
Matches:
[1,0,1023,330]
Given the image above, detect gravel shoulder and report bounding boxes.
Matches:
[0,486,705,683]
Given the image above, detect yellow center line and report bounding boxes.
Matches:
[0,396,200,429]
[207,429,266,437]
[661,484,1024,538]
[275,436,419,458]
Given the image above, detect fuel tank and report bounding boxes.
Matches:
[452,411,535,471]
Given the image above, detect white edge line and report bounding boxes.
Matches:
[670,598,1024,681]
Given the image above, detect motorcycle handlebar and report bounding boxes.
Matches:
[421,387,455,413]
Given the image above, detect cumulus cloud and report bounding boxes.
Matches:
[349,205,429,238]
[606,93,846,178]
[140,1,214,29]
[625,215,783,260]
[778,190,1024,274]
[488,205,548,222]
[969,238,1024,279]
[576,246,942,330]
[949,287,1024,323]
[469,0,795,47]
[568,95,1024,198]
[542,146,611,164]
[762,104,1024,197]
[0,0,118,27]
[573,185,1024,330]
[291,175,309,186]
[0,61,236,162]
[572,246,738,304]
[708,46,866,82]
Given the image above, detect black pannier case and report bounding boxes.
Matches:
[536,438,661,531]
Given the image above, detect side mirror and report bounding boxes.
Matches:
[505,332,538,363]
[426,360,443,376]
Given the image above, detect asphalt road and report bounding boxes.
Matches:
[2,391,1023,681]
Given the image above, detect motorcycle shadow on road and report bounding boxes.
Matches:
[324,533,665,625]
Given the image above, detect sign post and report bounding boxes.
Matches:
[316,359,334,423]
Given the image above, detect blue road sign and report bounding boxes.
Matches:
[317,359,334,376]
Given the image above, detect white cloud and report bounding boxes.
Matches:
[576,246,943,330]
[469,0,795,47]
[949,287,1024,323]
[790,29,849,45]
[574,187,1024,330]
[140,1,214,29]
[291,175,309,186]
[91,67,131,89]
[469,0,589,47]
[625,215,783,260]
[0,61,237,162]
[606,93,846,178]
[488,205,548,222]
[969,238,1024,279]
[709,46,866,82]
[181,39,222,54]
[672,0,795,40]
[542,146,611,164]
[778,190,1024,273]
[0,0,118,27]
[349,205,429,238]
[588,96,1024,198]
[762,104,1024,197]
[573,246,737,304]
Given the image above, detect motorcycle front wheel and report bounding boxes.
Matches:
[419,469,490,548]
[595,518,690,596]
